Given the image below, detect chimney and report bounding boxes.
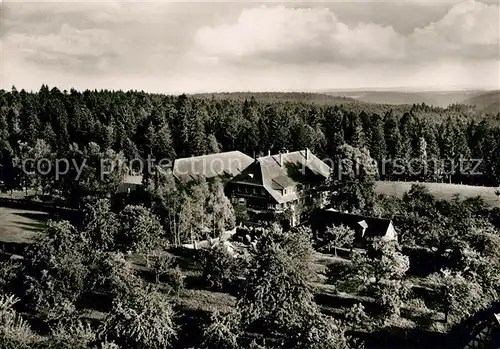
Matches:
[279,152,283,167]
[305,148,309,161]
[267,150,271,157]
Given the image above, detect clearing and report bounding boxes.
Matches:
[375,181,500,208]
[0,206,48,244]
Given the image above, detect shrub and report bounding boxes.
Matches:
[146,252,175,284]
[294,314,351,349]
[0,294,39,348]
[87,252,142,301]
[117,205,163,253]
[344,303,372,332]
[101,287,177,349]
[45,320,97,348]
[326,260,356,293]
[164,267,184,294]
[0,259,21,294]
[201,310,241,349]
[202,244,240,291]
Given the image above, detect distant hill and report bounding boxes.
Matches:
[190,92,361,105]
[189,91,500,119]
[322,90,486,108]
[462,90,500,115]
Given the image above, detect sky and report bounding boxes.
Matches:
[1,0,499,93]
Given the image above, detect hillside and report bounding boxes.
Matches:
[462,90,500,115]
[190,91,361,105]
[190,91,417,115]
[375,181,500,208]
[324,90,486,108]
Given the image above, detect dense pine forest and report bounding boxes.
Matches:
[1,86,500,195]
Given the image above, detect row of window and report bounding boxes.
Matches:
[233,183,302,197]
[232,194,316,209]
[233,184,265,195]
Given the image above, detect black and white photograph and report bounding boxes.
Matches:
[0,1,499,348]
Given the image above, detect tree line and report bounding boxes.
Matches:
[1,86,500,201]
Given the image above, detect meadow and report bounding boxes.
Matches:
[0,206,47,245]
[375,181,500,208]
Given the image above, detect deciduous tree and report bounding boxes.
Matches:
[117,205,164,253]
[322,224,355,256]
[101,287,177,349]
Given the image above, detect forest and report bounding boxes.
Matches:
[1,86,500,202]
[0,86,499,349]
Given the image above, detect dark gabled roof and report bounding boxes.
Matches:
[172,151,254,184]
[230,149,331,203]
[313,208,393,238]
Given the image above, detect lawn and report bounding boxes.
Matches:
[375,181,500,208]
[0,206,48,244]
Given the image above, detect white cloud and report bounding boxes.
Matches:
[1,0,499,92]
[194,1,499,65]
[410,0,500,57]
[194,6,406,65]
[7,24,112,57]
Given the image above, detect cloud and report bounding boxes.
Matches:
[194,1,499,66]
[410,0,500,59]
[1,0,499,92]
[1,1,194,77]
[194,6,406,66]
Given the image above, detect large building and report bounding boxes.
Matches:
[172,151,254,184]
[117,151,254,190]
[225,149,331,226]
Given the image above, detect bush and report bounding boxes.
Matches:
[294,314,351,349]
[0,259,21,294]
[202,244,240,291]
[413,308,437,331]
[405,297,428,311]
[326,260,356,293]
[164,267,184,294]
[100,287,177,349]
[146,252,175,284]
[344,303,372,332]
[87,252,142,301]
[0,294,39,349]
[201,310,241,349]
[45,320,97,348]
[364,280,411,325]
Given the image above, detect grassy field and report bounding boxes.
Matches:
[375,181,500,208]
[0,206,47,244]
